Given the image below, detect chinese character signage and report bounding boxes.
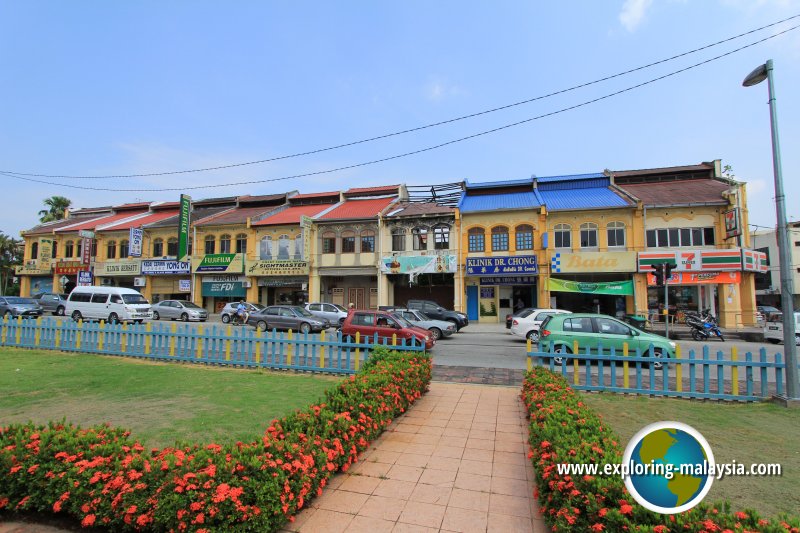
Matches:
[38,238,53,271]
[81,237,92,265]
[466,255,538,276]
[129,228,144,257]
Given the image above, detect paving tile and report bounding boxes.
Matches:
[493,450,527,466]
[417,425,445,436]
[339,474,382,495]
[345,515,397,532]
[442,427,470,438]
[454,472,492,492]
[394,423,420,434]
[487,512,535,533]
[281,507,315,532]
[397,501,446,529]
[410,483,452,505]
[443,436,468,448]
[488,493,533,518]
[471,422,497,432]
[497,423,523,433]
[432,445,464,459]
[426,456,461,472]
[492,462,528,481]
[299,508,355,533]
[450,412,474,421]
[404,443,436,456]
[395,452,430,468]
[494,440,525,453]
[424,417,449,427]
[356,461,392,478]
[441,506,488,533]
[468,429,496,440]
[465,438,495,451]
[387,464,424,483]
[447,487,491,512]
[392,523,439,533]
[326,474,347,489]
[380,440,411,453]
[374,478,417,500]
[358,494,406,521]
[410,433,440,445]
[370,450,402,464]
[316,489,369,514]
[418,467,457,486]
[495,431,524,444]
[461,448,494,462]
[459,458,493,476]
[490,476,531,497]
[446,419,472,429]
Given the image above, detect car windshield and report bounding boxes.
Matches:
[292,306,314,317]
[5,297,34,304]
[518,308,535,318]
[251,303,265,310]
[182,302,203,309]
[332,304,347,312]
[122,294,148,305]
[390,313,413,328]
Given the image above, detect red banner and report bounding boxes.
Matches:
[82,237,92,265]
[55,261,87,275]
[647,271,740,286]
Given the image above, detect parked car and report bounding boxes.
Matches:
[247,305,329,333]
[341,309,434,350]
[510,308,572,342]
[391,308,456,340]
[506,307,535,329]
[32,293,69,316]
[539,313,675,369]
[152,300,208,322]
[0,296,43,318]
[406,299,468,331]
[763,311,800,345]
[305,302,348,326]
[220,302,264,324]
[65,287,151,324]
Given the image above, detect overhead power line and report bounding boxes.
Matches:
[1,14,799,181]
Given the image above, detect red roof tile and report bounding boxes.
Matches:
[99,210,179,231]
[319,197,396,220]
[253,204,331,226]
[618,179,730,206]
[23,215,107,236]
[55,211,148,233]
[345,185,400,196]
[194,206,278,227]
[113,202,153,210]
[291,191,340,200]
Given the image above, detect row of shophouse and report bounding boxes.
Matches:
[16,160,767,328]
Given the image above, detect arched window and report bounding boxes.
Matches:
[322,232,336,254]
[294,234,303,259]
[515,224,534,251]
[204,235,215,255]
[607,221,626,248]
[106,240,117,259]
[491,226,509,251]
[434,224,450,250]
[120,240,130,258]
[77,240,82,258]
[31,242,39,260]
[235,233,247,254]
[361,230,375,253]
[391,228,406,251]
[219,234,232,254]
[64,240,74,258]
[153,238,164,257]
[554,224,571,249]
[278,234,290,259]
[468,227,485,252]
[90,240,97,257]
[580,222,598,248]
[341,231,356,253]
[167,238,179,256]
[412,227,428,251]
[260,236,273,259]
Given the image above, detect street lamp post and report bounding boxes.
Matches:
[743,59,799,401]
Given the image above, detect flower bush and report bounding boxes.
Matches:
[0,347,431,531]
[521,367,800,533]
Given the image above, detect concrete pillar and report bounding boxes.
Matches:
[19,276,30,297]
[717,281,742,329]
[739,273,758,326]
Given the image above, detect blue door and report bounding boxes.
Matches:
[467,286,479,321]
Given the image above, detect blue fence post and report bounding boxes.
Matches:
[745,351,754,398]
[716,350,725,396]
[648,344,656,392]
[702,345,710,396]
[759,348,769,397]
[775,353,784,397]
[635,347,643,391]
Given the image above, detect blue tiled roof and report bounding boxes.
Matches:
[536,172,606,183]
[465,177,534,190]
[539,187,631,210]
[458,191,542,213]
[538,177,610,191]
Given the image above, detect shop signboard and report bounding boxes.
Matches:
[177,194,191,261]
[38,238,53,271]
[15,261,51,276]
[381,254,457,275]
[741,249,768,273]
[549,251,636,274]
[141,260,191,275]
[81,237,92,265]
[638,249,742,272]
[549,277,635,296]
[129,228,144,257]
[466,255,538,276]
[258,277,307,287]
[201,274,246,297]
[724,208,741,239]
[178,279,191,292]
[77,271,93,286]
[479,276,536,285]
[55,261,87,275]
[246,259,309,276]
[193,253,244,273]
[94,260,141,276]
[646,271,741,286]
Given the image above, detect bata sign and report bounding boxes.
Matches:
[549,251,636,274]
[246,260,309,276]
[141,260,191,275]
[466,255,538,275]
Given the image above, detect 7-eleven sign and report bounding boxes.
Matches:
[679,251,700,271]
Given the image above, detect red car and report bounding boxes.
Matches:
[340,309,434,350]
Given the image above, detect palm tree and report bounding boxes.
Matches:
[0,232,22,295]
[39,196,72,223]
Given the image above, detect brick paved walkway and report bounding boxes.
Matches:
[282,382,545,533]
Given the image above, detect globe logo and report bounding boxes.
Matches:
[622,421,715,514]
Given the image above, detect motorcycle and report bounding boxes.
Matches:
[231,311,250,326]
[685,312,724,342]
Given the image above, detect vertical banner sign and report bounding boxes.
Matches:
[724,208,741,239]
[81,237,92,265]
[129,228,144,257]
[177,194,191,261]
[38,238,53,270]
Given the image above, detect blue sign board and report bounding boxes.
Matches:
[466,255,538,276]
[77,271,93,286]
[479,276,536,285]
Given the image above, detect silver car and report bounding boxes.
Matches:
[392,308,456,340]
[0,297,44,319]
[305,302,348,327]
[32,293,69,316]
[151,300,208,322]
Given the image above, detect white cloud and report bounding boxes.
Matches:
[619,0,654,32]
[424,79,464,102]
[744,178,769,196]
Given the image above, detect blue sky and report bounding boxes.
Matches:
[1,1,798,237]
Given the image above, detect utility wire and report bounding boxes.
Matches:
[1,23,798,193]
[1,14,798,180]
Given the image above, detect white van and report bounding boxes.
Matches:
[763,311,800,345]
[65,287,152,324]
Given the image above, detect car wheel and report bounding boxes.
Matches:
[181,313,189,322]
[552,344,571,365]
[108,313,119,325]
[339,317,346,326]
[71,311,83,322]
[221,314,231,324]
[257,321,268,332]
[300,322,311,334]
[767,338,780,344]
[526,330,540,343]
[650,349,667,369]
[796,334,800,346]
[56,306,65,316]
[153,311,160,320]
[429,327,442,340]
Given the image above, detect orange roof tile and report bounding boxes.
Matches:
[55,211,148,233]
[99,210,180,231]
[318,197,396,220]
[253,204,331,226]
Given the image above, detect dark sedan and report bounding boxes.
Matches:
[0,297,44,318]
[247,305,329,333]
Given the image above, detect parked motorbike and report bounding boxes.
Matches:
[685,312,724,342]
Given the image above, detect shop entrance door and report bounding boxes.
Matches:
[466,286,479,321]
[348,288,366,309]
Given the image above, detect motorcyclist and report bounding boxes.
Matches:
[235,300,249,325]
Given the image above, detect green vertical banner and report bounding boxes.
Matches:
[177,194,192,261]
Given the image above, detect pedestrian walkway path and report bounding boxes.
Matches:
[282,382,546,533]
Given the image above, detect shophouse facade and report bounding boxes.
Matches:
[751,223,800,310]
[378,202,459,309]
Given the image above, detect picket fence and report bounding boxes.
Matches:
[527,340,790,402]
[0,317,424,374]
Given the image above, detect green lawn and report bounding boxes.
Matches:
[581,392,800,519]
[0,348,339,448]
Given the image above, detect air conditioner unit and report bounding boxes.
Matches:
[243,281,252,288]
[101,278,113,286]
[133,277,146,287]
